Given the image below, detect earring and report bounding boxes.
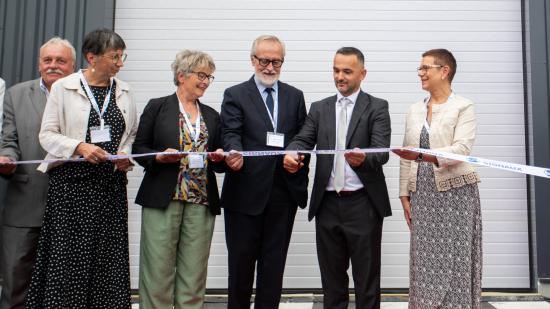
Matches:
[91,67,96,73]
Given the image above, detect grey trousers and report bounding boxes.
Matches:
[0,225,40,309]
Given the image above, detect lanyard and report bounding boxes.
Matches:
[263,89,278,133]
[79,70,113,129]
[178,98,201,144]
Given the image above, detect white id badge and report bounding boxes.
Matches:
[266,132,285,148]
[188,154,205,169]
[90,126,111,143]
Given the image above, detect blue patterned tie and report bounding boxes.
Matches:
[265,88,274,116]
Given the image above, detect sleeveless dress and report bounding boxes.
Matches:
[26,82,131,308]
[408,126,482,309]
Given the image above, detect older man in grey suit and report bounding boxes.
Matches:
[0,37,75,309]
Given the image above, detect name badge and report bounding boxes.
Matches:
[90,126,111,143]
[188,154,205,169]
[266,132,284,148]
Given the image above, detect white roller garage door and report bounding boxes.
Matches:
[115,0,529,289]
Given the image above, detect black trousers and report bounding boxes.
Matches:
[224,185,297,309]
[0,225,40,309]
[316,190,383,309]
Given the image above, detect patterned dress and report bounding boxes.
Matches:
[409,126,482,309]
[26,82,131,308]
[173,109,209,205]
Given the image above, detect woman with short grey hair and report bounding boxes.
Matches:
[133,49,225,309]
[171,49,216,85]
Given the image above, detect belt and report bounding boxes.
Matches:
[326,188,365,197]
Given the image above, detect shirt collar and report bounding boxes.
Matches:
[39,78,50,97]
[424,91,455,105]
[254,74,279,94]
[336,88,360,105]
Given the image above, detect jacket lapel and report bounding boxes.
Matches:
[29,79,47,119]
[246,76,274,131]
[324,96,337,150]
[276,81,288,133]
[346,91,370,145]
[167,93,182,149]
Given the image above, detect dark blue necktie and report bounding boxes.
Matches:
[265,88,274,116]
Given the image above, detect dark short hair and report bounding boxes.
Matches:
[422,48,457,82]
[82,28,126,58]
[336,47,365,66]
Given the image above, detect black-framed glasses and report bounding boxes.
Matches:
[191,71,215,82]
[102,53,127,64]
[417,64,442,74]
[253,55,284,68]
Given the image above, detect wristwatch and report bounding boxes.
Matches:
[415,153,424,163]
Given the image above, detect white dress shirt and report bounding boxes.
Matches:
[254,75,279,132]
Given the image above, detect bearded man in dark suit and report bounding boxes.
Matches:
[220,34,309,309]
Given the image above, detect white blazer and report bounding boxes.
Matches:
[38,72,138,172]
[399,93,480,196]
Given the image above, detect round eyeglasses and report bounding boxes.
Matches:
[102,53,127,64]
[191,71,215,82]
[416,64,442,74]
[254,55,284,68]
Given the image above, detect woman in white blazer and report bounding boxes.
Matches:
[393,49,482,309]
[27,28,137,308]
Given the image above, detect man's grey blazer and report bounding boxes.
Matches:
[287,90,392,221]
[0,79,49,227]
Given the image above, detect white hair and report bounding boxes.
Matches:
[250,35,286,58]
[40,37,77,64]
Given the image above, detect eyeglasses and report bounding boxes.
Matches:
[417,64,442,74]
[253,55,284,68]
[102,53,127,64]
[191,71,215,82]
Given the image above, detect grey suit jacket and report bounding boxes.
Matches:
[0,78,5,128]
[287,90,392,221]
[0,79,49,227]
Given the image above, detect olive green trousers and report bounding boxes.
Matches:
[139,201,215,309]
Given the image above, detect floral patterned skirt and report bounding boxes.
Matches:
[409,128,482,309]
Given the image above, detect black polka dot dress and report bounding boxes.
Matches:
[26,82,131,308]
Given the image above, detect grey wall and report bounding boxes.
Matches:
[0,0,116,88]
[527,0,550,283]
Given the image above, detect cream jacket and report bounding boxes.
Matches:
[38,72,138,172]
[399,93,480,197]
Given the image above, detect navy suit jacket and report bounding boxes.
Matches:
[220,76,309,215]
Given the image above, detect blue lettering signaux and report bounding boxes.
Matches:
[467,157,478,163]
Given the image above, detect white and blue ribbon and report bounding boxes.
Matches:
[2,147,549,179]
[411,147,550,179]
